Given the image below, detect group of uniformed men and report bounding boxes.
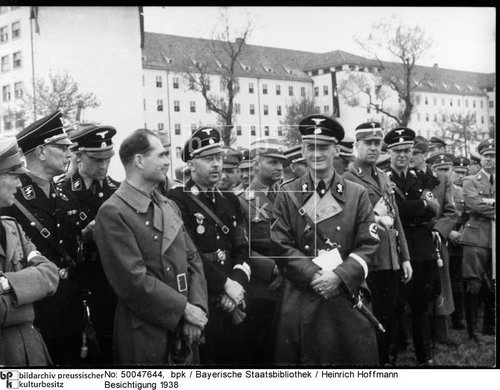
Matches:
[0,109,495,367]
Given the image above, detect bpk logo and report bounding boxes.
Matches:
[0,371,19,389]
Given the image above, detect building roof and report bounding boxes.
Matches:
[143,32,495,95]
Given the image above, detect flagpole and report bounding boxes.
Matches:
[30,7,37,120]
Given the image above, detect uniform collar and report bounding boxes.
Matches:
[115,180,153,214]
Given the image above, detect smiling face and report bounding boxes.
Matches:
[389,146,413,171]
[302,140,337,175]
[0,173,22,208]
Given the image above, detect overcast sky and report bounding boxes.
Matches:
[143,6,495,74]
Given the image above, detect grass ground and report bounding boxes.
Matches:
[394,315,496,367]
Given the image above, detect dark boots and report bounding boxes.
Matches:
[464,292,483,343]
[451,291,465,330]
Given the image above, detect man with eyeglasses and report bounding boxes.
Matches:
[4,110,86,365]
[385,128,443,366]
[167,127,251,364]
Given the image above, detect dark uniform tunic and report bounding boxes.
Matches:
[62,172,120,364]
[387,167,441,364]
[271,173,379,365]
[4,173,85,365]
[343,161,410,365]
[167,179,250,364]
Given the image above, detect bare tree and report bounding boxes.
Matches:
[340,16,434,127]
[439,112,478,157]
[22,70,99,123]
[281,96,318,146]
[182,8,252,146]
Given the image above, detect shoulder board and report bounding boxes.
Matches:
[106,176,120,188]
[279,177,297,188]
[0,215,16,221]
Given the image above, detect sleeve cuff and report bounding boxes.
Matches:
[349,253,368,279]
[27,251,42,262]
[233,262,251,282]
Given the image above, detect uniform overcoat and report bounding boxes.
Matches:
[271,173,379,365]
[94,181,208,364]
[0,217,59,366]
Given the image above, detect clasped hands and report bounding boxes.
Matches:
[310,270,341,300]
[182,302,208,344]
[221,278,246,324]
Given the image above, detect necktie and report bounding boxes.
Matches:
[490,174,494,186]
[0,221,6,252]
[400,172,406,182]
[90,180,102,195]
[206,188,216,204]
[316,180,326,197]
[268,187,276,203]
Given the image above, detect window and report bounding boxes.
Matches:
[314,87,319,97]
[3,115,12,130]
[236,126,242,136]
[425,113,429,122]
[473,100,476,108]
[264,126,269,136]
[301,87,306,97]
[424,96,428,105]
[174,123,181,135]
[173,77,179,89]
[176,147,181,158]
[1,55,9,72]
[367,107,371,114]
[324,105,329,114]
[158,123,164,131]
[174,100,180,112]
[262,84,268,94]
[14,81,22,98]
[234,103,241,114]
[15,112,24,128]
[0,26,8,42]
[277,105,282,116]
[449,99,453,107]
[458,99,461,107]
[190,101,196,113]
[442,114,446,122]
[433,97,437,105]
[156,76,162,88]
[11,21,20,39]
[263,105,269,115]
[323,86,328,95]
[480,101,483,109]
[481,116,484,124]
[142,75,145,86]
[143,99,146,111]
[490,116,495,125]
[13,51,21,69]
[434,114,437,122]
[2,85,11,101]
[278,126,283,137]
[276,85,281,95]
[251,126,256,136]
[250,104,255,115]
[465,100,468,108]
[157,99,163,111]
[489,101,494,108]
[249,82,254,94]
[289,86,293,96]
[234,81,240,93]
[314,106,320,114]
[416,95,420,104]
[191,124,197,133]
[206,103,211,113]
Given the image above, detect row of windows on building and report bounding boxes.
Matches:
[147,99,331,116]
[0,6,20,14]
[150,74,313,97]
[413,111,495,125]
[415,94,493,109]
[1,112,25,131]
[0,20,21,43]
[2,81,24,101]
[1,51,22,72]
[153,123,284,138]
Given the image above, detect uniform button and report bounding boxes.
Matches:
[145,221,150,226]
[166,267,171,272]
[59,240,63,244]
[337,245,341,249]
[30,222,36,227]
[216,236,220,239]
[405,192,409,196]
[304,245,310,250]
[153,235,158,240]
[336,226,341,231]
[57,223,60,227]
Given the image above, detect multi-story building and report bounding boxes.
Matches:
[2,6,495,174]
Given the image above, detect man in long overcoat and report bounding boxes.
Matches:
[271,115,380,365]
[95,129,208,364]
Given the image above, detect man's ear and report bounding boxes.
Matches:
[134,154,145,169]
[35,145,46,161]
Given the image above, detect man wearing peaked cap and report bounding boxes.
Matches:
[61,123,120,365]
[168,126,252,364]
[271,114,380,365]
[468,150,481,175]
[284,145,308,180]
[219,148,243,192]
[428,137,447,155]
[3,111,88,365]
[0,137,59,366]
[460,137,495,342]
[333,137,354,175]
[233,148,253,193]
[452,156,470,186]
[426,153,455,176]
[343,121,412,366]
